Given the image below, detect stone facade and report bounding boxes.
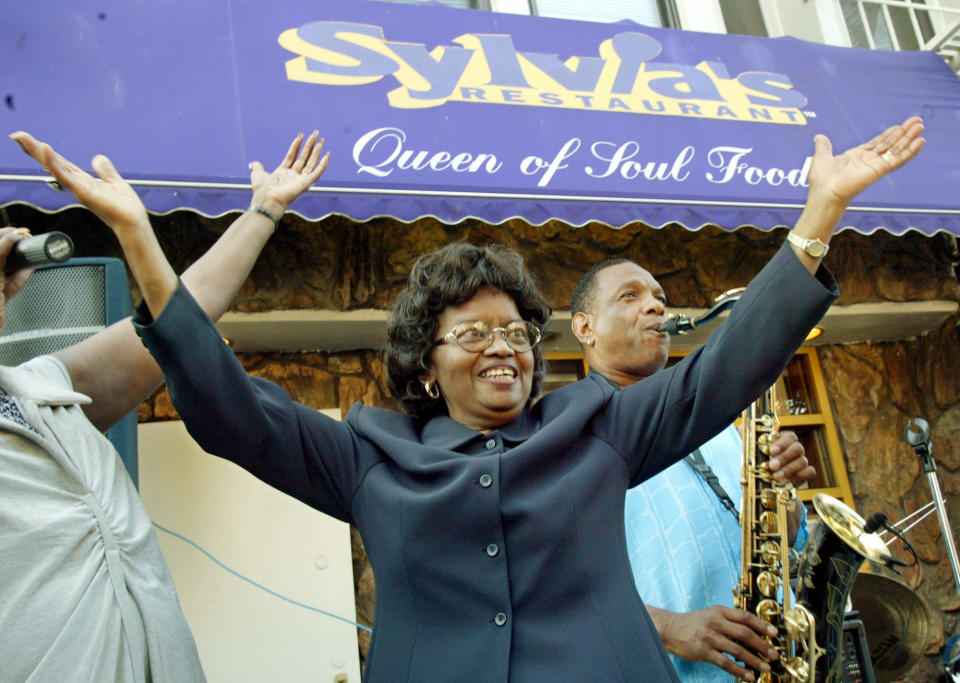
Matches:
[9,204,956,312]
[818,316,960,682]
[10,202,959,678]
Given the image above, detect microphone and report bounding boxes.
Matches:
[657,287,744,335]
[862,511,911,572]
[658,316,695,336]
[4,232,74,274]
[863,512,887,534]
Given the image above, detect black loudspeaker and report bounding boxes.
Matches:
[841,613,877,683]
[0,257,138,485]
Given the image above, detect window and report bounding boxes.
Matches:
[531,0,675,27]
[545,347,854,508]
[379,0,491,9]
[771,348,853,507]
[719,0,768,37]
[839,0,935,50]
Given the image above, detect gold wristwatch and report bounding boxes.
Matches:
[787,231,829,258]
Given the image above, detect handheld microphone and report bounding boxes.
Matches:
[4,232,74,274]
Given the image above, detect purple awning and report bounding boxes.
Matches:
[2,0,959,235]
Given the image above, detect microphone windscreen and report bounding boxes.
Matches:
[863,512,887,533]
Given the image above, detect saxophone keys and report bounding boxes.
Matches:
[757,463,775,483]
[756,598,781,620]
[759,510,779,534]
[756,570,781,598]
[757,432,773,453]
[784,605,813,639]
[782,657,811,683]
[760,488,778,509]
[760,540,781,565]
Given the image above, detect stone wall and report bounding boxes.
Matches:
[8,204,957,312]
[819,314,960,681]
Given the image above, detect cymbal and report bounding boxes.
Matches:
[849,572,936,683]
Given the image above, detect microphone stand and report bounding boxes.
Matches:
[904,418,960,601]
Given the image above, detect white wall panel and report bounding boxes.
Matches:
[139,418,361,683]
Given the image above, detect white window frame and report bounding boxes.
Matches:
[811,0,857,45]
[673,0,728,32]
[765,0,960,48]
[489,0,532,14]
[500,0,682,27]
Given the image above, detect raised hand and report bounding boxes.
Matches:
[248,130,330,219]
[9,132,150,238]
[808,115,925,206]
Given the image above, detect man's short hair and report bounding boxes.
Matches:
[570,258,634,315]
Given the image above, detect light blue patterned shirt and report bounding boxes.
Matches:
[625,425,808,682]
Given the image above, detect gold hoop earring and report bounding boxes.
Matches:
[424,380,440,400]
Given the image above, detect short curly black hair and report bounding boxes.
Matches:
[385,242,552,421]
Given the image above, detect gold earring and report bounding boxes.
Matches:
[424,380,440,399]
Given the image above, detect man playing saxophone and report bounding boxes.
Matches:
[570,117,924,681]
[571,260,811,682]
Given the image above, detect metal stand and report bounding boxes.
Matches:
[904,418,960,601]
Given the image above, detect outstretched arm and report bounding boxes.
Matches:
[791,116,924,274]
[9,131,329,431]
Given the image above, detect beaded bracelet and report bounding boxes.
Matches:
[249,204,281,227]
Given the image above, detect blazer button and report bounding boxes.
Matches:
[486,543,499,557]
[479,474,493,488]
[494,612,507,627]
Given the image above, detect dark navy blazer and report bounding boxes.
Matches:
[135,243,836,682]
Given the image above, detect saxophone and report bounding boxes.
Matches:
[794,494,895,682]
[734,385,822,683]
[734,386,896,682]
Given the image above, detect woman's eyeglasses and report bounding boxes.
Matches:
[435,320,542,353]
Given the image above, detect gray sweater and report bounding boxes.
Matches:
[0,356,203,683]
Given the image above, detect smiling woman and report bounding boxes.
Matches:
[131,238,837,681]
[385,242,551,423]
[422,287,537,431]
